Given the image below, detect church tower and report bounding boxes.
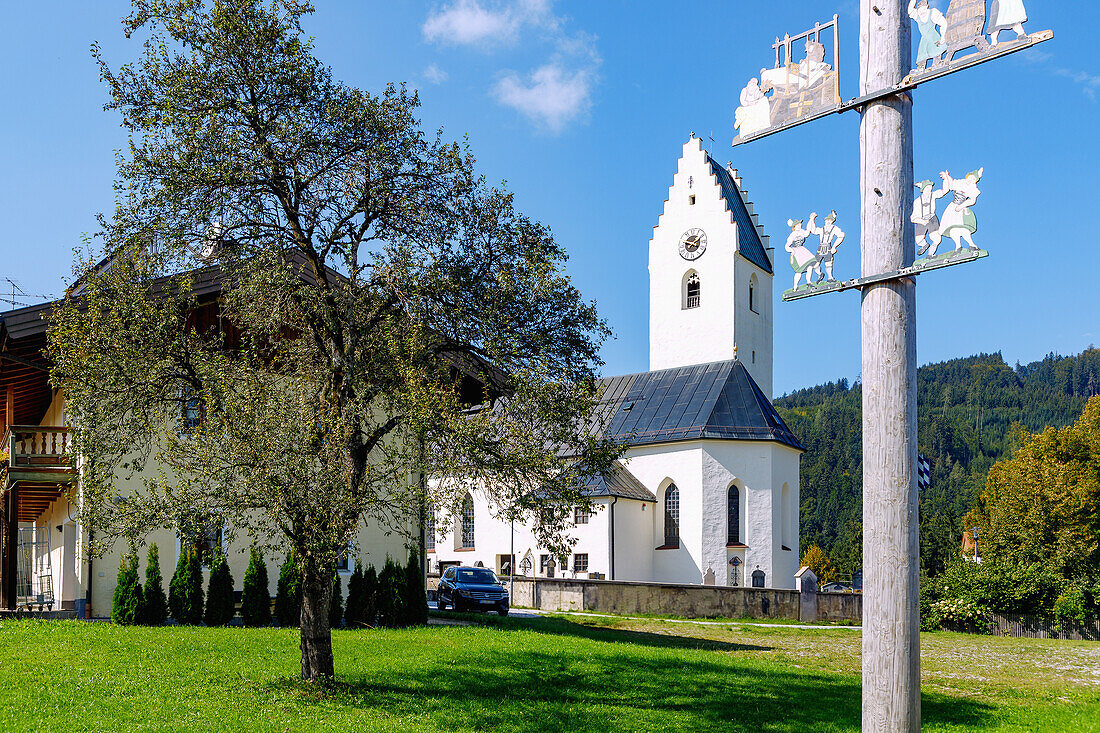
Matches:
[648,135,775,397]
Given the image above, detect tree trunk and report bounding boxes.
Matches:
[299,560,335,682]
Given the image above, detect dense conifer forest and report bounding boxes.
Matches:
[776,347,1100,578]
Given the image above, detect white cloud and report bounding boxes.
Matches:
[1055,67,1100,101]
[493,64,592,133]
[422,0,553,48]
[423,63,449,84]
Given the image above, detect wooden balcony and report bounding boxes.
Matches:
[2,427,74,521]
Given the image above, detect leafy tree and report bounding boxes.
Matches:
[404,554,428,626]
[799,544,838,585]
[168,545,204,625]
[376,558,405,628]
[204,549,236,626]
[140,542,169,626]
[48,0,618,681]
[111,551,144,625]
[329,573,344,628]
[240,547,272,627]
[274,553,302,628]
[343,561,364,628]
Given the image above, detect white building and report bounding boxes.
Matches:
[431,136,804,588]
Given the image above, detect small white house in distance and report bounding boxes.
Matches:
[431,136,805,589]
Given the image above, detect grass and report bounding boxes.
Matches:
[0,613,1097,732]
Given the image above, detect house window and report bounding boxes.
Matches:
[335,547,351,573]
[663,484,680,548]
[426,503,435,552]
[573,553,589,573]
[685,273,700,309]
[752,568,766,588]
[179,386,205,433]
[727,485,740,544]
[540,554,550,573]
[689,194,696,205]
[461,494,475,549]
[574,506,590,525]
[195,522,223,568]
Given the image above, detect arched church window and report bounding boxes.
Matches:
[664,484,680,548]
[749,274,759,314]
[461,494,475,549]
[684,273,700,309]
[727,486,740,544]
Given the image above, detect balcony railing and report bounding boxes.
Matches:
[3,426,72,472]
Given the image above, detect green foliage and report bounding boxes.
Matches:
[362,564,379,627]
[923,558,1065,622]
[203,550,236,626]
[111,551,144,625]
[404,555,429,627]
[168,545,204,625]
[776,349,1100,579]
[343,561,364,628]
[376,558,405,628]
[1052,582,1100,630]
[274,553,302,628]
[329,573,344,628]
[240,547,271,628]
[140,543,168,626]
[798,544,838,585]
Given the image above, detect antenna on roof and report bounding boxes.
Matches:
[0,277,55,310]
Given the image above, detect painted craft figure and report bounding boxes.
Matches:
[912,179,948,256]
[785,218,818,290]
[908,0,947,70]
[987,0,1027,45]
[735,77,771,138]
[942,0,990,61]
[936,168,983,252]
[808,210,845,282]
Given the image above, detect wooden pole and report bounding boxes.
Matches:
[859,1,919,731]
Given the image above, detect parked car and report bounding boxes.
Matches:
[436,565,509,615]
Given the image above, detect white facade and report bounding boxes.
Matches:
[433,137,802,589]
[649,136,774,398]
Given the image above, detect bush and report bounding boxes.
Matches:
[204,549,236,626]
[169,545,204,625]
[362,564,378,626]
[926,597,992,633]
[140,543,169,626]
[344,562,364,628]
[274,552,302,627]
[111,551,144,625]
[376,557,405,628]
[329,572,344,628]
[929,558,1064,619]
[404,554,428,627]
[1053,582,1100,630]
[240,547,272,627]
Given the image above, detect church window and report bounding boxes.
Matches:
[426,503,436,552]
[540,554,550,573]
[663,484,680,548]
[573,553,589,573]
[685,272,700,309]
[749,274,759,314]
[727,486,740,544]
[574,506,590,525]
[461,494,475,549]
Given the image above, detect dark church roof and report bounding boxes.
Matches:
[593,359,804,451]
[706,154,773,274]
[579,461,655,502]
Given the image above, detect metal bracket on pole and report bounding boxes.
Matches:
[782,249,987,301]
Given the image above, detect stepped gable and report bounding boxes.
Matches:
[595,359,804,450]
[705,152,773,274]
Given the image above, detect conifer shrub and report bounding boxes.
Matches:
[111,551,144,625]
[140,543,169,626]
[240,547,272,627]
[404,554,428,627]
[274,551,302,627]
[204,549,236,626]
[376,557,405,628]
[362,563,379,627]
[169,545,204,625]
[329,572,344,628]
[344,561,364,628]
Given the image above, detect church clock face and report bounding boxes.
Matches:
[678,228,707,260]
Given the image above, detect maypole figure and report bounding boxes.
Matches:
[908,0,947,71]
[987,0,1028,46]
[785,218,818,291]
[808,210,845,282]
[937,168,983,252]
[913,179,948,256]
[735,77,771,138]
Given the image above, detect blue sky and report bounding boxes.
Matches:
[2,1,1096,396]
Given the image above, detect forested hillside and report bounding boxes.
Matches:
[776,347,1100,578]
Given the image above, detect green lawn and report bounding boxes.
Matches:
[1,614,1098,732]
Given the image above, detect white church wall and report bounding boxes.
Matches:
[608,498,654,581]
[735,261,774,398]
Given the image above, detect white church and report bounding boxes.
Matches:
[431,136,804,589]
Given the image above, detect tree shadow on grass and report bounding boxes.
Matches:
[265,618,998,732]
